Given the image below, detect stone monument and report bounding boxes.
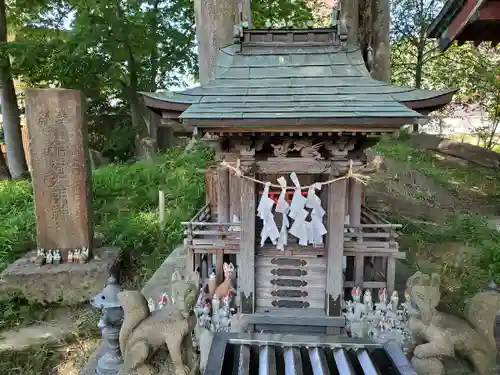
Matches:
[25,88,93,261]
[0,88,121,304]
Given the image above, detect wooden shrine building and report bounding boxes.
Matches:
[141,24,455,332]
[427,0,500,51]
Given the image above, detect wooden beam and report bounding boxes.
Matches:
[255,159,363,175]
[326,176,346,317]
[479,1,500,21]
[190,122,404,132]
[239,175,256,313]
[445,0,487,48]
[256,159,333,174]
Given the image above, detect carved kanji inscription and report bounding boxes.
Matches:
[25,89,92,261]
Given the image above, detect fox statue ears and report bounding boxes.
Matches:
[171,270,200,284]
[172,270,183,283]
[186,271,200,284]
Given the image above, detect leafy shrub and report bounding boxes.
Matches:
[0,143,213,281]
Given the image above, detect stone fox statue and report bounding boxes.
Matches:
[118,271,200,375]
[407,271,500,375]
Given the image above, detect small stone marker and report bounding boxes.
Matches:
[25,88,93,262]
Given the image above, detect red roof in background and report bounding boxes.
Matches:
[427,0,500,51]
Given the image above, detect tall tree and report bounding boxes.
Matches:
[8,0,197,158]
[341,0,391,82]
[195,0,322,84]
[0,0,27,179]
[390,0,443,90]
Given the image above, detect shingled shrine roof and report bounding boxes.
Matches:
[142,28,456,131]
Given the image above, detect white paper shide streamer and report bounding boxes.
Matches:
[275,177,289,251]
[306,183,327,247]
[257,173,328,250]
[257,182,279,247]
[288,173,309,246]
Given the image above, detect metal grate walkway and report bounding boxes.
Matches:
[205,333,417,375]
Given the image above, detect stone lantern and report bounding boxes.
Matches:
[90,276,124,375]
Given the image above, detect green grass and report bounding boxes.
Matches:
[372,136,500,207]
[0,144,212,374]
[373,134,500,310]
[391,214,500,310]
[0,347,60,375]
[0,144,213,279]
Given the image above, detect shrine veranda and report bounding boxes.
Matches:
[142,26,455,333]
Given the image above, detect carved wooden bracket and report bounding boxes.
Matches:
[292,140,324,159]
[325,138,356,160]
[231,139,255,157]
[271,140,293,157]
[270,139,324,159]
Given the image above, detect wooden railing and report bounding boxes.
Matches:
[182,204,240,253]
[183,206,402,255]
[344,224,401,249]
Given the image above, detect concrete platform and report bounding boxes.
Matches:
[0,246,122,304]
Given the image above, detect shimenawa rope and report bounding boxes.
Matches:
[219,159,371,190]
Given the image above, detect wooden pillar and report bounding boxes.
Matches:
[326,176,347,317]
[239,175,255,314]
[217,167,230,224]
[386,257,396,295]
[229,171,241,221]
[205,167,217,216]
[349,179,364,287]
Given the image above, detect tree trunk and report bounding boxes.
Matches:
[413,36,425,132]
[410,133,500,169]
[342,0,359,44]
[127,49,143,134]
[148,0,161,92]
[194,0,237,84]
[343,0,390,82]
[0,0,28,179]
[235,0,252,26]
[370,0,390,82]
[0,147,10,180]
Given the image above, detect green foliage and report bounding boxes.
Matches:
[6,0,197,159]
[252,0,325,28]
[0,144,213,282]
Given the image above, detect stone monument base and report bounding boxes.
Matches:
[0,247,122,305]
